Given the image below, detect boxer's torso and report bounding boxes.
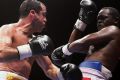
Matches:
[0,23,35,78]
[86,38,120,71]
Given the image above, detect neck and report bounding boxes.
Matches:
[16,18,34,36]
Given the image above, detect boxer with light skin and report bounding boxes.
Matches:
[0,0,82,80]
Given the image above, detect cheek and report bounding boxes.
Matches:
[103,20,114,26]
[38,17,43,23]
[105,18,113,23]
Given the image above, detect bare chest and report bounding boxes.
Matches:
[0,31,34,78]
[12,31,30,47]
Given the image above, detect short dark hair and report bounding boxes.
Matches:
[102,7,120,20]
[101,7,120,27]
[19,0,41,18]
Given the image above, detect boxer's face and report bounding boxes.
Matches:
[97,9,116,30]
[32,3,47,32]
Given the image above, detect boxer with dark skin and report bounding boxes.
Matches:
[51,0,97,67]
[52,7,120,80]
[70,7,120,80]
[71,7,120,71]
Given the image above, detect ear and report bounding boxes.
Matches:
[30,10,36,15]
[28,10,36,20]
[114,17,120,24]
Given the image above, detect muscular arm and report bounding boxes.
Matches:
[0,26,19,62]
[36,56,83,80]
[68,0,97,43]
[36,56,59,80]
[68,26,119,53]
[0,43,19,62]
[68,21,87,43]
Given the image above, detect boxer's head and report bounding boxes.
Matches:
[19,0,47,32]
[97,7,120,30]
[19,0,41,18]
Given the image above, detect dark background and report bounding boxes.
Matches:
[0,0,120,80]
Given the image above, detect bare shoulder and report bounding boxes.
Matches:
[0,23,15,35]
[0,24,11,30]
[96,25,119,36]
[108,25,119,31]
[100,25,119,32]
[108,25,120,37]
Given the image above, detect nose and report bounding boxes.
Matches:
[97,20,103,27]
[44,17,47,23]
[97,19,103,24]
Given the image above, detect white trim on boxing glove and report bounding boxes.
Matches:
[74,19,87,31]
[17,44,32,60]
[57,69,65,80]
[62,43,72,56]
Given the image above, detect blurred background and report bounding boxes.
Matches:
[0,0,120,80]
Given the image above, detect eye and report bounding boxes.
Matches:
[97,16,108,20]
[43,12,46,17]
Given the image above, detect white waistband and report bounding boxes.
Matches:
[79,65,112,80]
[101,65,112,79]
[0,71,27,80]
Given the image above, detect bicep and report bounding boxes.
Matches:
[69,26,119,53]
[80,26,119,45]
[0,31,19,62]
[88,26,119,44]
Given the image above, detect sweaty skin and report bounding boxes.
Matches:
[0,24,33,78]
[68,8,120,72]
[0,3,59,79]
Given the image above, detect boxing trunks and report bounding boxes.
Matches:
[0,71,27,80]
[79,60,112,80]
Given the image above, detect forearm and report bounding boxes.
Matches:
[68,38,90,53]
[61,41,89,56]
[36,56,63,80]
[46,64,64,80]
[46,63,82,80]
[68,29,82,43]
[51,41,89,67]
[0,46,19,62]
[68,20,87,43]
[69,0,97,43]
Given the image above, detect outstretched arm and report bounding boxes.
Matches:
[36,56,82,80]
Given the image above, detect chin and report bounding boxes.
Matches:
[97,27,102,31]
[97,25,104,30]
[36,27,44,32]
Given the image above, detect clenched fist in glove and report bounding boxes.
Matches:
[57,63,82,80]
[17,35,54,60]
[74,0,97,31]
